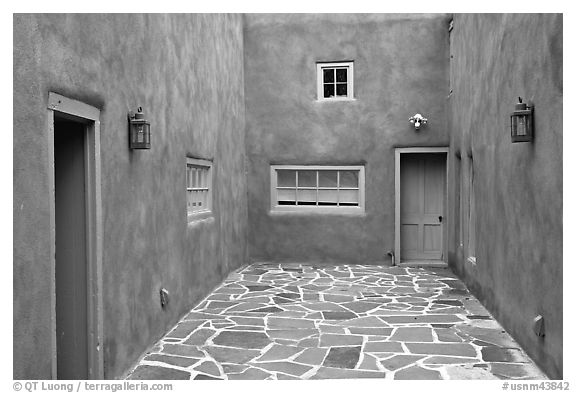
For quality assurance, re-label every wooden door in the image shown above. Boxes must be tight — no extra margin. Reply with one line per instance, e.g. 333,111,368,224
400,153,445,262
54,118,88,379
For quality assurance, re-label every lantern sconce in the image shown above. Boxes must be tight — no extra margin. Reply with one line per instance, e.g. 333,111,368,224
128,106,151,149
409,113,428,131
510,97,534,143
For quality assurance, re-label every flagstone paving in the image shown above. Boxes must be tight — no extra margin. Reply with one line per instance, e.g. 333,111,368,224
125,263,547,380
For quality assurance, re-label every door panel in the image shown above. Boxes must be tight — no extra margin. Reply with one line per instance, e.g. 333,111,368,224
55,119,88,379
400,154,445,262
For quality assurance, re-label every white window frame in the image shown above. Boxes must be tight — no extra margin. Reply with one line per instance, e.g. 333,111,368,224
187,157,213,222
316,61,355,101
270,165,365,214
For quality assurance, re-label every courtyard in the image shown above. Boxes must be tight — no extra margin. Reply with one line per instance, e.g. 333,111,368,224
126,263,546,380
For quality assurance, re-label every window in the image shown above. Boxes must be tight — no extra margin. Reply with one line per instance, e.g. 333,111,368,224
186,157,212,221
316,61,354,101
270,165,365,214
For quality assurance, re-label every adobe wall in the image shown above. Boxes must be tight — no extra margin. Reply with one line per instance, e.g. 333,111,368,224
243,14,451,264
13,14,248,379
447,13,563,378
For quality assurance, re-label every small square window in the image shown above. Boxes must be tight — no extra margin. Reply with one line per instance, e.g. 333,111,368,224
317,61,354,101
186,157,213,222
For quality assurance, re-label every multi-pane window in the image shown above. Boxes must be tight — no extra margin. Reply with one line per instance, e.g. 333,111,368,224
316,62,354,101
271,165,365,213
186,158,212,220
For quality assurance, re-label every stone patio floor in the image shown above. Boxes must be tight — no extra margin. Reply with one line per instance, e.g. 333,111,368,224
126,263,547,380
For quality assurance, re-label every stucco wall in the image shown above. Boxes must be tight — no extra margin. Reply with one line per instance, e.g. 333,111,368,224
244,14,450,264
447,14,562,378
13,14,248,379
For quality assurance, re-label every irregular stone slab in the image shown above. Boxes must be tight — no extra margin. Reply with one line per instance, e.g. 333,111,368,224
206,301,238,309
380,314,464,324
311,367,386,379
247,306,284,313
194,374,222,380
357,353,381,371
347,327,393,336
229,316,265,326
318,324,347,334
489,363,547,379
433,299,463,306
294,347,328,365
252,361,313,377
161,344,205,358
406,343,477,357
255,344,303,362
128,365,190,380
227,367,271,380
444,364,500,380
341,301,382,313
380,355,424,371
338,316,389,327
364,341,404,353
203,346,261,364
322,311,357,320
193,361,221,377
319,333,363,347
267,329,318,340
481,347,528,363
144,354,200,368
212,331,271,349
423,356,478,365
298,337,320,347
435,328,464,343
390,327,434,342
226,325,264,332
277,292,300,299
467,315,492,320
323,346,361,369
267,317,315,329
166,320,205,339
277,373,300,380
183,328,216,346
225,302,269,312
302,301,349,312
395,365,442,380
221,363,249,374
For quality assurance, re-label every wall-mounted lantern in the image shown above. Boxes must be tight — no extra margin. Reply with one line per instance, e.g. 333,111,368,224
510,97,533,143
128,107,151,149
409,113,428,130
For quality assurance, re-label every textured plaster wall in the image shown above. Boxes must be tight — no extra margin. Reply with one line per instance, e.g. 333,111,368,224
447,14,562,378
244,14,450,264
13,14,248,379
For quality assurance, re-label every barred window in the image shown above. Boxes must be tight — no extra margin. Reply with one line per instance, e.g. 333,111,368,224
187,158,212,221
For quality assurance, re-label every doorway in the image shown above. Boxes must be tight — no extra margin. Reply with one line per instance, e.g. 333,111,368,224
394,148,448,265
48,93,103,379
54,118,88,379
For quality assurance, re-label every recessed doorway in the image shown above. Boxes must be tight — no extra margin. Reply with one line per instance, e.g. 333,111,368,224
48,93,103,379
394,147,448,266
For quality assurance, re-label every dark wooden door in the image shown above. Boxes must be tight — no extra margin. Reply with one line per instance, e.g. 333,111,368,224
55,119,88,379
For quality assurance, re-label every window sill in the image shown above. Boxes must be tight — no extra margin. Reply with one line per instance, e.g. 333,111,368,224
187,211,214,226
316,97,356,103
270,206,365,216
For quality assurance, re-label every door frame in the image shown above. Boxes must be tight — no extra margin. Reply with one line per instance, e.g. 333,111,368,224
47,92,104,379
394,147,449,265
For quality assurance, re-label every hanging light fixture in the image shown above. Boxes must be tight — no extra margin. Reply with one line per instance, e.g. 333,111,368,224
128,106,151,149
510,97,534,143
